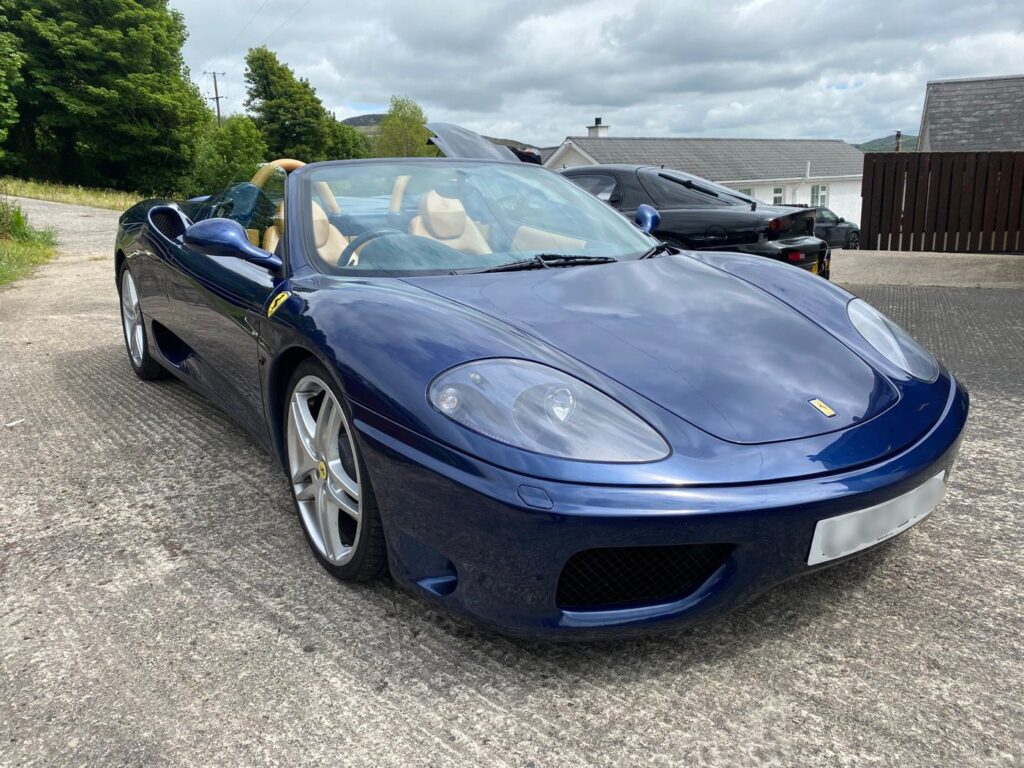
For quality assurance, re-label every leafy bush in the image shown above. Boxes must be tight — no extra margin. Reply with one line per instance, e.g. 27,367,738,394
0,191,57,284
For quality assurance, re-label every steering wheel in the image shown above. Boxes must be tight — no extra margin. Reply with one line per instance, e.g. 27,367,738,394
250,158,341,215
339,228,406,267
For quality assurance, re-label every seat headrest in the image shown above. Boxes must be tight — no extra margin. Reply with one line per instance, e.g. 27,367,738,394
311,201,331,247
419,190,467,240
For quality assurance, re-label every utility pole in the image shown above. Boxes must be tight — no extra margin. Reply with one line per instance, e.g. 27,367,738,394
204,71,225,126
894,130,902,153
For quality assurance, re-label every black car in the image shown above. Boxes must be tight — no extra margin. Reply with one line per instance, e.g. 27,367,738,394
563,165,830,278
814,206,860,249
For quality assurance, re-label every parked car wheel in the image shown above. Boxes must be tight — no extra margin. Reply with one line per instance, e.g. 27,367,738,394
118,266,166,380
285,359,388,581
846,232,860,250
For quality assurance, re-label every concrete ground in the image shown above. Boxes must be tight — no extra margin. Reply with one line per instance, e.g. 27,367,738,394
1,197,1022,767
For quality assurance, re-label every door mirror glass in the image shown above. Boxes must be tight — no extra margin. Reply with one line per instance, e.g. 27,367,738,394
183,218,282,271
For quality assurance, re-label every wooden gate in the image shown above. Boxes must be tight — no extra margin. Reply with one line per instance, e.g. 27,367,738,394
860,151,1024,253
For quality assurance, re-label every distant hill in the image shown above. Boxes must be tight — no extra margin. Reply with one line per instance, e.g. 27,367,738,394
856,134,919,152
341,113,386,129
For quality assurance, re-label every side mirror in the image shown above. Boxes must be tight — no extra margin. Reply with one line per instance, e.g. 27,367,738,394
635,203,660,234
837,217,845,223
183,218,282,271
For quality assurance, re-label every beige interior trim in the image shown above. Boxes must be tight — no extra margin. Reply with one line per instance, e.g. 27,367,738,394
389,175,411,213
511,225,586,253
250,158,341,215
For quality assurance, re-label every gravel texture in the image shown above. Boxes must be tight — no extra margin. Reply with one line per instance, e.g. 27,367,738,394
1,197,1022,766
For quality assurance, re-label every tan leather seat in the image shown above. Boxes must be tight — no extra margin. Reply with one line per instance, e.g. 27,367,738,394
409,191,491,255
262,203,284,253
310,201,350,265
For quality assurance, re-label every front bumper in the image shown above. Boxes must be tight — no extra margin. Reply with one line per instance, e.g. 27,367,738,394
353,377,967,640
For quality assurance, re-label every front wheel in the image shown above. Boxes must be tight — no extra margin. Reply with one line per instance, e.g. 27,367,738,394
284,359,387,581
846,232,860,250
119,266,165,380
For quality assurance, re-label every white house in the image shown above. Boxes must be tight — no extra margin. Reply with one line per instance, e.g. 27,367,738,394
544,119,866,222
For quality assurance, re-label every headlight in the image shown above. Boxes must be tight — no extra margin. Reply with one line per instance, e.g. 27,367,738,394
847,299,938,381
428,359,670,462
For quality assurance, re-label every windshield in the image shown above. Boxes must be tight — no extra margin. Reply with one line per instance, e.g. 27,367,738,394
299,160,654,276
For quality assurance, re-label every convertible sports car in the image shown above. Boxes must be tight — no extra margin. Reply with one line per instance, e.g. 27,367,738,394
562,164,832,278
115,128,967,639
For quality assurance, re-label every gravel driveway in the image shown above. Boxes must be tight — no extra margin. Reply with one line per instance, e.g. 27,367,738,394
1,197,1022,766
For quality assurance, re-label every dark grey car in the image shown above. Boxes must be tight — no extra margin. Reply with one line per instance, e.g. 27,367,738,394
814,207,860,249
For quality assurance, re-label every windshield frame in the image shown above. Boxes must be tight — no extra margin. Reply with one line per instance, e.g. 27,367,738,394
288,158,657,278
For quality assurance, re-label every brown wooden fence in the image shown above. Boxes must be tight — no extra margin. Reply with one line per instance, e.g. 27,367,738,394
860,151,1024,253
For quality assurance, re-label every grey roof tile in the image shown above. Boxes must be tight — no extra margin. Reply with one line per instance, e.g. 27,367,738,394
556,137,865,180
919,75,1024,151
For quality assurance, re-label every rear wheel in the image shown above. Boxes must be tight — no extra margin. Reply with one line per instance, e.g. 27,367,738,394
284,359,387,581
118,266,165,380
846,231,860,250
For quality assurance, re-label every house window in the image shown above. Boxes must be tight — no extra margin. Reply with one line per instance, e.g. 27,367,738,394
736,188,753,197
772,187,784,205
811,184,828,207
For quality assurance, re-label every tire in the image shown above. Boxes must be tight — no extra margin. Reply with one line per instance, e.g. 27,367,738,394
846,231,860,250
118,265,166,380
284,358,387,581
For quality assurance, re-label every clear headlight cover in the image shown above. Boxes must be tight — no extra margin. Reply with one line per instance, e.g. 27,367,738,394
428,359,670,462
847,299,939,381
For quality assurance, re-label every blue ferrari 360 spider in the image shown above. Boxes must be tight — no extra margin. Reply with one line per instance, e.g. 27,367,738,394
115,125,968,638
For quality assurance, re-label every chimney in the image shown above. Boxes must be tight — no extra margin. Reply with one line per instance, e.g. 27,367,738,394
587,116,609,138
895,130,902,152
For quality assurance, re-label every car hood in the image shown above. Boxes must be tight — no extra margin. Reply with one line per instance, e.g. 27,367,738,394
405,255,899,444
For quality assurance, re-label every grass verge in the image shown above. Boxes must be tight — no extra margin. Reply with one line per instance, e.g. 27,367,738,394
0,176,140,212
0,194,58,286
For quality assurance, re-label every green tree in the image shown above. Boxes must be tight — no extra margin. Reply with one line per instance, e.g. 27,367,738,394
2,0,207,193
373,96,432,158
0,3,23,159
244,46,331,161
188,114,268,195
325,118,370,160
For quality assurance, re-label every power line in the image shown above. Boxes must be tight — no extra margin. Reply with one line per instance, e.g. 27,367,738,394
226,0,315,78
217,0,272,66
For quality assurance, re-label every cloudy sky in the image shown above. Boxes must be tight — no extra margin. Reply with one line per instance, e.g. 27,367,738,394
172,0,1024,147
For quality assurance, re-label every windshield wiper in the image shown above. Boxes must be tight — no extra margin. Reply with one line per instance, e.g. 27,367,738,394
659,172,720,199
473,253,618,273
639,242,674,259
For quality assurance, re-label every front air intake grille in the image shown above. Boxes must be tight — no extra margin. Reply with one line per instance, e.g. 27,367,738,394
556,543,733,610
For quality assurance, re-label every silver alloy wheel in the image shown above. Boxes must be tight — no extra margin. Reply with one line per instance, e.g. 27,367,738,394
120,269,145,367
848,232,860,250
287,375,362,565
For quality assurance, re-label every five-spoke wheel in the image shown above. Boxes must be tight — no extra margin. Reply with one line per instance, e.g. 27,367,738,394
119,266,165,380
285,360,386,579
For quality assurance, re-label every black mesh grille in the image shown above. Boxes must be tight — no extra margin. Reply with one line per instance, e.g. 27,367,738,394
556,543,733,610
149,208,187,240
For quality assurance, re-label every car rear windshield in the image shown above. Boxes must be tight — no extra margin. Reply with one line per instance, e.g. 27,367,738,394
298,160,654,276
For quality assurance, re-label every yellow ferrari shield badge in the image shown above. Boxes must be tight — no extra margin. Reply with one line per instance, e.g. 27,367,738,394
317,460,328,481
267,291,291,317
809,398,837,417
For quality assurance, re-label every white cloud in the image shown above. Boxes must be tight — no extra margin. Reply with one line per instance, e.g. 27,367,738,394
174,0,1024,146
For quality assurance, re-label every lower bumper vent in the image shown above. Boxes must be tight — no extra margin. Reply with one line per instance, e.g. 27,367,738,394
556,543,733,610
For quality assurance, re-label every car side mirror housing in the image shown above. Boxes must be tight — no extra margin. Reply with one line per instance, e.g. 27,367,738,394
184,218,282,271
635,204,660,234
838,217,845,223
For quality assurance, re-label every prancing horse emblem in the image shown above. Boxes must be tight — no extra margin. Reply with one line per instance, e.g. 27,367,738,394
809,398,837,417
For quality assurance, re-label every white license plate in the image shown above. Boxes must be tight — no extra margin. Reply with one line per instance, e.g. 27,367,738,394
807,471,947,565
